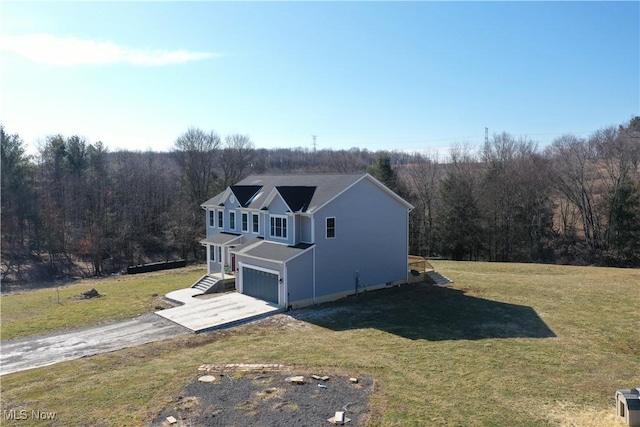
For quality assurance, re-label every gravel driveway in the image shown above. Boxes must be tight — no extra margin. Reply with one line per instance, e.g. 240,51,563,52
0,314,188,376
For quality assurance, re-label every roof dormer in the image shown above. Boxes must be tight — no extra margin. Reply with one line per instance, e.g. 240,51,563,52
260,186,317,214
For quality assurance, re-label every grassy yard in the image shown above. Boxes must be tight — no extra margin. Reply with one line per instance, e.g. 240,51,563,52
0,265,206,340
1,261,638,426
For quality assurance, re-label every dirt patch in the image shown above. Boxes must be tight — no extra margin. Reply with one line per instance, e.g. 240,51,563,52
153,366,374,426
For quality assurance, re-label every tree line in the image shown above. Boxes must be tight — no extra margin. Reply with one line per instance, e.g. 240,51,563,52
400,118,640,266
2,118,639,289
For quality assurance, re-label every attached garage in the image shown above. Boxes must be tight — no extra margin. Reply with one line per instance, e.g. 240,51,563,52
241,267,279,305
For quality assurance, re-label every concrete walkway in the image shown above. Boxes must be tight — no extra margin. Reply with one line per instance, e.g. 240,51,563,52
156,292,282,333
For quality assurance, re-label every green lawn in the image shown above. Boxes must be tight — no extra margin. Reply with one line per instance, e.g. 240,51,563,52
0,265,206,340
1,261,638,426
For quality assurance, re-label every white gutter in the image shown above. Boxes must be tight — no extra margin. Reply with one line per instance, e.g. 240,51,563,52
283,263,288,309
312,246,316,305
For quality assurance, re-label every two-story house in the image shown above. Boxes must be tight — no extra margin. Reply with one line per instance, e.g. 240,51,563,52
199,173,413,309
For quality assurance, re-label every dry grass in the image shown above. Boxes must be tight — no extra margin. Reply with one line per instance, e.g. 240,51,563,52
0,265,205,341
1,261,638,426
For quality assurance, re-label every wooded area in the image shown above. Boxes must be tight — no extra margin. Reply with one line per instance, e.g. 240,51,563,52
2,118,639,289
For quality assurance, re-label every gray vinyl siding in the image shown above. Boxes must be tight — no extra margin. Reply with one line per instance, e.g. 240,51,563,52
223,198,241,234
295,217,302,245
300,215,313,243
266,195,289,214
285,249,314,304
206,209,215,237
313,178,408,298
235,256,282,277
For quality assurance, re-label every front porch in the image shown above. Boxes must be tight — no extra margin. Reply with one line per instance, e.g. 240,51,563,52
200,232,244,277
191,272,236,295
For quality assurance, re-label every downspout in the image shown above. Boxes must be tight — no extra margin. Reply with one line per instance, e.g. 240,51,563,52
292,214,296,244
220,246,225,280
406,210,410,283
312,246,316,305
283,263,288,309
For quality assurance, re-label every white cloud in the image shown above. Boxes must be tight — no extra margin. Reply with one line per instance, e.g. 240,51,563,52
0,33,219,66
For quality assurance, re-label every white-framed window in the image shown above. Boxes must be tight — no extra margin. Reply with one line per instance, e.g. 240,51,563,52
326,217,336,239
241,212,249,232
229,211,236,230
210,246,216,261
209,210,215,227
217,211,224,229
270,215,288,239
252,213,259,234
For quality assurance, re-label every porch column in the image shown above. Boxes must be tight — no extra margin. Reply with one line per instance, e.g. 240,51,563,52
220,246,225,279
206,245,211,275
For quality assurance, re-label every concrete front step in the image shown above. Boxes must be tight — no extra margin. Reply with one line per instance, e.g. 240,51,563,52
191,275,220,294
191,275,236,294
426,271,453,286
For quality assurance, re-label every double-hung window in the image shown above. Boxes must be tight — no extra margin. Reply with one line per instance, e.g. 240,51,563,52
241,213,249,232
270,215,288,239
229,211,236,230
326,217,336,238
210,246,217,261
209,210,215,227
252,214,259,234
217,211,224,229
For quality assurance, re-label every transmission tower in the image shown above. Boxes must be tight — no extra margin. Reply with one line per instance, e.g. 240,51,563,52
485,127,489,145
312,135,317,153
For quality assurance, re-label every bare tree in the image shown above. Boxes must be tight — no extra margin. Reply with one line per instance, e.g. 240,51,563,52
591,122,640,244
547,134,602,254
438,144,485,260
173,128,221,204
480,133,553,262
85,142,110,275
403,152,441,256
220,133,255,187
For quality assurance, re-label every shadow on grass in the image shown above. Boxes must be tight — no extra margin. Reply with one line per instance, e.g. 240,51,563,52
293,283,556,341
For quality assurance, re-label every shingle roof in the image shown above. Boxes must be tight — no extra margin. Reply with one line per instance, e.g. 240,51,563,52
230,185,262,208
199,232,242,246
202,174,366,213
275,186,317,212
232,240,314,263
201,173,413,212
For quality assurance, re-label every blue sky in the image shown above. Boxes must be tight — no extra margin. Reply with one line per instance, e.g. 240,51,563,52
1,1,638,155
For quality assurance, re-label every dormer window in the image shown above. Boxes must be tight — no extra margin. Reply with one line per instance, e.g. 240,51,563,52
270,215,288,239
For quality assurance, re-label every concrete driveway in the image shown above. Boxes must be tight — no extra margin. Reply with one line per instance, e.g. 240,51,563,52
156,291,282,333
1,291,282,376
0,314,187,376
